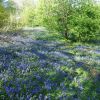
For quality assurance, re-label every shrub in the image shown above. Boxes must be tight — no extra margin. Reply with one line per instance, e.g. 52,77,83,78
0,4,9,28
69,5,100,42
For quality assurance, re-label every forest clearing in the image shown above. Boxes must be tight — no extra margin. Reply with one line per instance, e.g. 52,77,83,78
0,0,100,99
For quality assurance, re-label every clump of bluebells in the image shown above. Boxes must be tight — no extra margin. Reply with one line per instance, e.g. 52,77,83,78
0,64,99,99
0,42,100,99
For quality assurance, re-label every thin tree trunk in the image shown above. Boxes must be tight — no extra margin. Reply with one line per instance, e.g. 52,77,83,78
64,31,68,39
63,23,68,39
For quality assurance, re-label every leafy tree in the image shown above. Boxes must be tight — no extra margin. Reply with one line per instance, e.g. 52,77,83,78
0,1,9,28
38,0,78,38
18,0,36,27
69,1,100,42
38,0,100,42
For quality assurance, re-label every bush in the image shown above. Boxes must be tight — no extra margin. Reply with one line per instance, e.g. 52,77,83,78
0,4,9,28
69,5,100,42
38,0,100,42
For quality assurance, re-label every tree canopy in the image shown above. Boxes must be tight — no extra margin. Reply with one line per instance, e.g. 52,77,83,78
0,0,100,42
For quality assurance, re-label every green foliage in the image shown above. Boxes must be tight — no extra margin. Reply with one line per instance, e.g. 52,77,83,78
38,0,70,35
38,0,100,42
0,4,9,28
19,0,36,27
69,5,100,42
0,0,20,31
0,0,100,42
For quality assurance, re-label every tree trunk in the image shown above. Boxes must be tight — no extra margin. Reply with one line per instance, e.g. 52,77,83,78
63,27,68,39
64,31,68,39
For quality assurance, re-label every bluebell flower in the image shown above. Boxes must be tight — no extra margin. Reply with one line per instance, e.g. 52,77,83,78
61,71,68,77
32,87,41,94
2,63,10,68
38,94,44,100
67,75,73,81
4,87,11,97
60,82,67,91
51,82,58,87
5,86,15,93
59,95,68,100
46,93,51,100
96,88,100,93
26,95,31,100
16,62,29,70
79,85,83,91
76,62,84,67
34,74,43,82
44,80,51,90
95,50,100,54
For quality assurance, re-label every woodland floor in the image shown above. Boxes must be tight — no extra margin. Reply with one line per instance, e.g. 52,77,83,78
0,27,100,99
